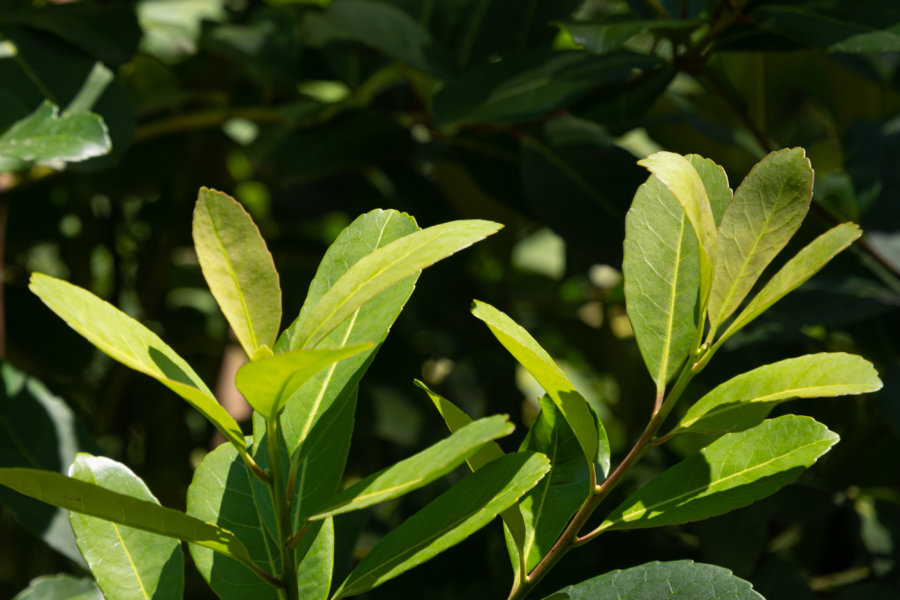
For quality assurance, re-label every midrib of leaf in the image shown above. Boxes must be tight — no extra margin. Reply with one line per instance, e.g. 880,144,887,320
205,206,258,351
608,437,830,525
657,214,687,389
112,523,151,600
243,463,279,575
713,177,791,326
683,383,868,428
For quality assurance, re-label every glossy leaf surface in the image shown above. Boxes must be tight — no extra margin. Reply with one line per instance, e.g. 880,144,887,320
0,467,253,565
519,397,591,572
68,454,183,600
235,344,370,419
623,174,700,390
720,223,861,342
333,452,550,598
312,415,513,519
12,574,103,600
471,300,600,465
28,274,246,454
708,148,813,329
0,100,110,167
290,219,502,351
297,518,334,600
193,188,281,358
670,353,882,436
276,209,418,455
602,416,838,530
543,559,764,599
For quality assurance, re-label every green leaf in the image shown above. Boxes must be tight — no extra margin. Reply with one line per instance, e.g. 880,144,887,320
519,397,592,572
0,101,110,167
297,518,334,600
719,223,861,343
0,361,96,566
235,344,371,419
68,454,183,600
543,559,764,599
186,441,279,600
752,3,900,53
65,62,114,115
193,188,282,358
12,574,103,600
623,174,700,391
275,209,419,456
638,151,718,308
311,415,515,519
708,148,814,330
669,353,882,437
28,273,248,460
0,466,255,567
559,19,700,54
333,452,550,598
414,380,528,575
600,416,838,531
471,300,600,465
687,154,732,225
433,50,663,126
291,219,502,350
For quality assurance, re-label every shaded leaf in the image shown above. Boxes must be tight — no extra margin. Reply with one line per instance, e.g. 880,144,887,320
193,188,282,358
708,148,813,330
0,361,96,566
28,274,248,459
64,62,114,115
600,416,838,531
623,174,700,391
719,223,861,343
0,101,110,168
186,442,279,600
0,467,254,566
333,452,550,598
752,3,900,53
543,559,763,599
290,219,502,350
519,397,591,572
68,454,183,600
471,300,601,466
311,415,514,518
236,344,371,419
433,50,662,126
559,19,700,54
275,209,419,456
12,574,102,600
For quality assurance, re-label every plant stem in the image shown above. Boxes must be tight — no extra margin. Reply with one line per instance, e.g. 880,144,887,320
267,417,299,600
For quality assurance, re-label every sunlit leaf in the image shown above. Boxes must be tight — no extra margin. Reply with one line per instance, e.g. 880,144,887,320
600,416,838,531
297,518,334,600
12,574,102,600
193,188,282,358
68,454,183,600
0,101,110,168
333,452,550,598
311,415,514,519
543,559,764,599
708,148,813,330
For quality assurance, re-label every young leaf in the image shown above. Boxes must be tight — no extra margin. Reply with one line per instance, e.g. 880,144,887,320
28,274,248,459
599,415,838,531
0,467,255,567
186,442,280,600
68,454,183,600
0,100,110,166
623,175,700,392
519,397,592,573
543,559,764,599
193,188,282,358
292,219,502,350
332,452,551,599
310,415,515,519
708,148,813,330
12,574,103,600
297,518,334,600
638,151,718,305
276,210,419,456
686,154,732,225
235,344,371,419
718,223,861,343
471,300,601,466
668,353,882,437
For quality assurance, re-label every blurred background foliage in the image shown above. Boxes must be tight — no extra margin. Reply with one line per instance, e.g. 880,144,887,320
0,0,899,598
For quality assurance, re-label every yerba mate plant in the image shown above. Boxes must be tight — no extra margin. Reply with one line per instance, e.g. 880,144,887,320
1,148,882,600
